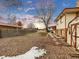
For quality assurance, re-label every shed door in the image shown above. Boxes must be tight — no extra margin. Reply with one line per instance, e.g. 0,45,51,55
71,24,76,48
71,23,79,49
76,24,79,50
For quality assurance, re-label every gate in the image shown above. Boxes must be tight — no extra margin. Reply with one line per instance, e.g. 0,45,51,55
71,23,79,50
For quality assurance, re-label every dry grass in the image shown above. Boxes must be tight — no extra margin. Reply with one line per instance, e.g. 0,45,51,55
0,32,78,59
38,32,48,36
0,32,48,56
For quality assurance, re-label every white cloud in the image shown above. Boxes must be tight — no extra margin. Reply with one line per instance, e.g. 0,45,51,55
24,7,35,13
27,1,32,4
16,7,35,13
17,8,23,11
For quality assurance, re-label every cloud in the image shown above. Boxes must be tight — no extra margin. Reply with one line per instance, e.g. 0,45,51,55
17,8,23,11
24,7,35,13
27,1,32,4
0,2,7,10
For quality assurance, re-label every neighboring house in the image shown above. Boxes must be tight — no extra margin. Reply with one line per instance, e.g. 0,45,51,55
0,22,22,38
55,7,79,50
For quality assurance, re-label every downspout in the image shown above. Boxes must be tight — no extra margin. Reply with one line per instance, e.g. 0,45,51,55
65,14,67,42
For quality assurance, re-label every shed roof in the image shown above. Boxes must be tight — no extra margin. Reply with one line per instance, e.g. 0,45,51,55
0,22,22,28
55,7,79,22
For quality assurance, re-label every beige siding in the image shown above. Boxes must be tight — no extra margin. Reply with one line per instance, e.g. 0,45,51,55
66,13,76,45
77,25,79,50
67,28,71,45
66,13,76,28
55,8,79,50
57,16,65,29
56,19,60,29
71,17,79,24
57,13,76,29
56,13,76,38
56,13,76,29
62,29,66,38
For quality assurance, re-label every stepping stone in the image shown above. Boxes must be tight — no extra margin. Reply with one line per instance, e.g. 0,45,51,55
52,39,57,41
69,54,79,58
55,42,61,45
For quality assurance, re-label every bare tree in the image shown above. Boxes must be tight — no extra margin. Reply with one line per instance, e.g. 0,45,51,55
8,14,16,24
16,21,23,26
11,15,16,24
35,0,54,32
28,23,35,29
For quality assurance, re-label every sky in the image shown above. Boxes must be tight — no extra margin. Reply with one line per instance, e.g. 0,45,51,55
0,0,77,22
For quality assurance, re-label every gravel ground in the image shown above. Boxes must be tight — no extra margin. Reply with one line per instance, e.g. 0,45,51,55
0,32,79,59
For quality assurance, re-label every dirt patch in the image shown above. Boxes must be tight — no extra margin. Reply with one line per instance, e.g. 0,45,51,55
0,32,78,59
0,32,49,56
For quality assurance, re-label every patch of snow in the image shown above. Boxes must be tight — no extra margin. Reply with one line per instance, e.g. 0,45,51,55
0,46,46,59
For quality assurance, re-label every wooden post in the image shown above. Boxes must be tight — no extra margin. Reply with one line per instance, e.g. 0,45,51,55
71,25,72,46
74,25,77,48
65,15,67,42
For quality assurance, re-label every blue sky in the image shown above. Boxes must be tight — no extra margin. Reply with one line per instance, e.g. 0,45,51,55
53,0,76,19
0,0,77,21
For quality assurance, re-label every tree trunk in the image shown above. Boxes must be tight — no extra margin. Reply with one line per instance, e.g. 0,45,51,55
45,24,49,32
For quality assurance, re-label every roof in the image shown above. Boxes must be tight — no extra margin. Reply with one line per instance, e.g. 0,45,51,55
0,22,22,28
55,7,79,22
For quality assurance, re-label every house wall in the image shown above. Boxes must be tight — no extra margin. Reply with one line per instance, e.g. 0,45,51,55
66,14,79,50
62,29,66,38
56,15,65,37
66,13,76,28
70,17,79,24
56,13,77,43
57,16,65,29
56,13,76,29
66,13,76,45
76,24,79,50
55,8,79,50
68,17,79,50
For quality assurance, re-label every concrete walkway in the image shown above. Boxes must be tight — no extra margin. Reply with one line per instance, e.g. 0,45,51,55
47,33,79,59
